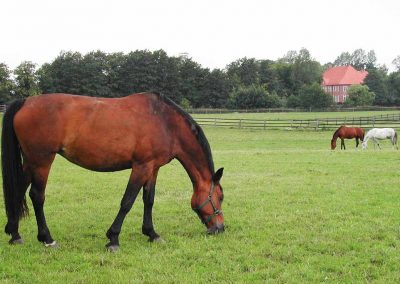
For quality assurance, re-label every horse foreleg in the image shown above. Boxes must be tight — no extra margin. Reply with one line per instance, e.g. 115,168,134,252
106,166,150,251
373,138,381,149
142,169,162,242
341,139,345,150
29,160,57,247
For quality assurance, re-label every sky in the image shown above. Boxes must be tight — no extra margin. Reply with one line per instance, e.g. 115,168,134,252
1,0,400,71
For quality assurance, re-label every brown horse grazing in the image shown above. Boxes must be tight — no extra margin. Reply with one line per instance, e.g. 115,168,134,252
2,92,225,251
331,125,365,150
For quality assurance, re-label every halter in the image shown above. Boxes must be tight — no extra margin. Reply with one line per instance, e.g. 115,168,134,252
192,181,223,225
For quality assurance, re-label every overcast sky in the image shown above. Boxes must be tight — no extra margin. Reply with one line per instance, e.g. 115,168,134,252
1,0,399,71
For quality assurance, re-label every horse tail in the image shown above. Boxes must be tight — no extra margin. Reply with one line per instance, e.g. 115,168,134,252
1,99,29,228
394,131,398,146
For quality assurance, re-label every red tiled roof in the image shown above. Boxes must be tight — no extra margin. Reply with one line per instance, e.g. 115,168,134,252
322,65,368,86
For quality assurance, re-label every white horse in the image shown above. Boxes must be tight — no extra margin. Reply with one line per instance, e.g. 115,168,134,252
362,128,398,150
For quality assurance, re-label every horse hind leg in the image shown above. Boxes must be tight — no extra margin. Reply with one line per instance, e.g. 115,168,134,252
29,157,57,247
142,169,162,242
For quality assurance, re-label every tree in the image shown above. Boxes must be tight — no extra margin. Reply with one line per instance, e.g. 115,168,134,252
344,85,375,106
80,51,112,97
38,51,84,94
364,68,388,105
333,52,352,66
392,55,400,71
0,63,16,103
298,83,332,109
277,48,322,97
14,61,40,98
226,57,259,86
333,49,377,70
177,57,208,107
387,72,400,105
229,84,280,109
200,69,232,108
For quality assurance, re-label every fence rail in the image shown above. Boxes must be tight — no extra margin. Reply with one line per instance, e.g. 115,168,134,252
195,113,400,130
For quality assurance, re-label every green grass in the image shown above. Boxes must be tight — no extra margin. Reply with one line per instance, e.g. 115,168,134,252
191,110,400,120
1,126,400,282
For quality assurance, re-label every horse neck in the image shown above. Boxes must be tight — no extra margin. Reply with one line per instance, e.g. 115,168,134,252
174,124,214,189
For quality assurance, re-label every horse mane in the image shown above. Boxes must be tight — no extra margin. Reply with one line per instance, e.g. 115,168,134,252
147,92,215,173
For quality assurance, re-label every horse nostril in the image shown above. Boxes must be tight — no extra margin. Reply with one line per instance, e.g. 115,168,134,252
207,223,225,234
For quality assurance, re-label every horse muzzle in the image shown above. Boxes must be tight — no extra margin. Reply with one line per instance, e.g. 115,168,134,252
207,223,225,234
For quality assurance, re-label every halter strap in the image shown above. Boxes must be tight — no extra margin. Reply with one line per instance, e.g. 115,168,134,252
193,181,223,225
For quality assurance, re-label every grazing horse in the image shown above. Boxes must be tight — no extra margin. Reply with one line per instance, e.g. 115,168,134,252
362,128,398,150
2,92,225,251
331,125,365,150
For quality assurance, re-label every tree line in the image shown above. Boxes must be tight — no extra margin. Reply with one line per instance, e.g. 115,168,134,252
1,48,400,109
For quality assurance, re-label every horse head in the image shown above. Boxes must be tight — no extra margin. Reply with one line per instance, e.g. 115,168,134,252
361,141,367,150
330,139,337,150
192,168,225,234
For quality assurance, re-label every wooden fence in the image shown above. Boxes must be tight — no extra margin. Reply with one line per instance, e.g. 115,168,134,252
195,113,400,131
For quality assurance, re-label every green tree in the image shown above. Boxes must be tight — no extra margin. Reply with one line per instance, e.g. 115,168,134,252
80,51,112,97
344,85,375,106
333,52,352,66
14,61,40,98
226,57,259,86
229,84,279,109
38,51,84,94
364,68,389,105
387,72,400,105
277,48,322,97
333,49,377,70
392,55,400,71
298,83,332,109
200,69,232,108
0,63,15,103
286,94,301,108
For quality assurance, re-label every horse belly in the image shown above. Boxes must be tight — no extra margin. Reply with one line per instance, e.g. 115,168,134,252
59,134,134,172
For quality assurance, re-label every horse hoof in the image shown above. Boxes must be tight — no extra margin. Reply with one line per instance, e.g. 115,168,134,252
106,244,119,253
44,241,58,249
150,237,165,243
9,238,24,245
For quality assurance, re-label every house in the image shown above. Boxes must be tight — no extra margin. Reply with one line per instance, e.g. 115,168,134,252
322,65,368,103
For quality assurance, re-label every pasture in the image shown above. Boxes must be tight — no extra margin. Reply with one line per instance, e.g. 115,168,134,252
1,118,400,282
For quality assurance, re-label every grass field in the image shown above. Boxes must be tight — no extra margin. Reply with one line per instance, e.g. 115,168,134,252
1,118,400,282
191,110,400,120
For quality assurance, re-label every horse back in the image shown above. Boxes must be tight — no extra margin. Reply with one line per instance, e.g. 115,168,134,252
13,93,176,171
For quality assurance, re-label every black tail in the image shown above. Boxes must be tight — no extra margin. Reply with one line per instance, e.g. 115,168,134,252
2,99,28,231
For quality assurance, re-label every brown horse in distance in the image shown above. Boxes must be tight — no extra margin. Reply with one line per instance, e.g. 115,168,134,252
2,92,225,251
331,125,365,150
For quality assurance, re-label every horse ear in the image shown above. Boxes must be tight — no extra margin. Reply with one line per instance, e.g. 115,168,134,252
212,168,224,183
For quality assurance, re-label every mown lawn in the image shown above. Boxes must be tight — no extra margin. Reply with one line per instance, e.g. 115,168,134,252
191,110,399,120
0,125,400,283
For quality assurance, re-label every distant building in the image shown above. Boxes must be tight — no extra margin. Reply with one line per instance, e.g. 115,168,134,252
322,66,368,103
